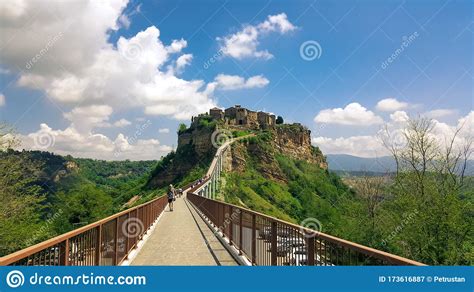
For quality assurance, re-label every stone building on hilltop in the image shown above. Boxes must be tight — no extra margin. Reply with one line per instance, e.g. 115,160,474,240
209,105,275,130
209,107,224,120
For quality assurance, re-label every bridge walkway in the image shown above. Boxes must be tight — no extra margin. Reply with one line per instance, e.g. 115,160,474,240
130,193,238,266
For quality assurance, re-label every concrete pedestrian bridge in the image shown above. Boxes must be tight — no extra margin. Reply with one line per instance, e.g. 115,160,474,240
0,136,424,267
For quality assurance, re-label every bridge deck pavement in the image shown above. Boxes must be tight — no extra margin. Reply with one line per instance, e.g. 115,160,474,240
131,194,238,266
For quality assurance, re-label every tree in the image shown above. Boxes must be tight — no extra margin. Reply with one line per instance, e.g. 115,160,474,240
381,117,473,264
0,123,46,256
0,123,19,150
53,183,113,234
276,116,284,124
352,174,387,242
178,123,187,134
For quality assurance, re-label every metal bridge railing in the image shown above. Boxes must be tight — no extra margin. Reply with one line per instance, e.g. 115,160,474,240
0,194,169,266
187,192,425,266
187,135,425,266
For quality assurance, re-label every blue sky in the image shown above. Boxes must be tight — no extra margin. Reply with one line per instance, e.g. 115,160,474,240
0,0,472,159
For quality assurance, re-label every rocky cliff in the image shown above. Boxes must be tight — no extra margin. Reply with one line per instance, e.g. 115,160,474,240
223,123,327,183
147,113,328,188
147,117,217,188
274,124,327,169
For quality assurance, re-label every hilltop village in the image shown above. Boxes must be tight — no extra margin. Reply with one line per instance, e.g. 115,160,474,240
192,105,277,130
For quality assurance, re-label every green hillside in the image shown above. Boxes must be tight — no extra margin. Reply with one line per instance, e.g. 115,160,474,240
0,150,157,256
220,131,473,265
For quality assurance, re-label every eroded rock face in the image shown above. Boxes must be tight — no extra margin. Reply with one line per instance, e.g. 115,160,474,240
177,128,214,158
149,114,328,189
148,126,217,188
274,124,328,169
223,123,328,183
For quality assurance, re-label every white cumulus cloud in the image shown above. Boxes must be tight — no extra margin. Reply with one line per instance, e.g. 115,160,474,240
424,109,457,119
376,98,409,112
113,118,132,127
210,74,269,91
1,0,217,121
217,13,296,60
312,136,388,157
21,124,171,160
314,103,384,126
312,111,474,158
390,110,409,123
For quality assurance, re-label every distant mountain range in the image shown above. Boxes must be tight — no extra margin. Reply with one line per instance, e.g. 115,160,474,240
326,154,474,176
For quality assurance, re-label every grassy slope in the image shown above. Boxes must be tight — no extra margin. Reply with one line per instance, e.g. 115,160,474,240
222,133,355,235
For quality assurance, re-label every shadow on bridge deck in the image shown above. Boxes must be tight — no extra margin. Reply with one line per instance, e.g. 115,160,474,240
129,194,238,266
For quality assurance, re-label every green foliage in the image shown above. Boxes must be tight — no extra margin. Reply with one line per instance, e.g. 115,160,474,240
53,182,114,233
222,125,471,265
232,130,251,138
223,171,296,222
178,123,188,134
375,172,474,265
222,146,354,232
275,154,354,232
0,150,158,256
0,154,46,256
73,158,156,189
197,115,217,130
276,116,284,124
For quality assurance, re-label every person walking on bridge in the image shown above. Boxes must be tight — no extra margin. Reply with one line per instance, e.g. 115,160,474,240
167,184,175,211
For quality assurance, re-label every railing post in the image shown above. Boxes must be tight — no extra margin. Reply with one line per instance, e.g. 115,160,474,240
113,217,118,265
125,212,130,260
271,221,277,265
228,206,233,245
252,214,256,264
221,204,226,238
60,239,69,266
95,225,102,265
307,236,315,266
239,210,243,254
209,177,215,198
209,178,212,199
